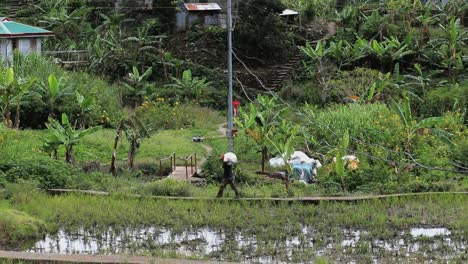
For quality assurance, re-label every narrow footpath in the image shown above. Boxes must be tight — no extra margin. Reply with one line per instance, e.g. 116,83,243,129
168,122,226,181
0,250,230,264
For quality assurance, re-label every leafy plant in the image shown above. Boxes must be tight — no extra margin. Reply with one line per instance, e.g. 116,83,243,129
169,70,212,104
44,113,101,163
236,95,286,173
123,66,153,107
395,95,454,154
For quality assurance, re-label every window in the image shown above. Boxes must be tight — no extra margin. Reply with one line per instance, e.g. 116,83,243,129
31,39,37,52
11,39,19,50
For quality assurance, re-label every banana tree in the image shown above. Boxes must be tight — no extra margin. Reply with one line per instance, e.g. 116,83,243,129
301,41,335,106
416,5,441,43
170,70,212,104
38,74,72,118
369,37,413,72
0,68,15,128
109,113,151,173
435,17,467,82
124,115,151,171
266,121,300,191
123,66,153,107
44,113,101,163
11,77,37,129
75,91,95,128
236,95,285,173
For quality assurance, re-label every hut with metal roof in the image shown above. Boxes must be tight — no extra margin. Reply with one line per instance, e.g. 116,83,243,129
176,3,222,32
0,17,54,60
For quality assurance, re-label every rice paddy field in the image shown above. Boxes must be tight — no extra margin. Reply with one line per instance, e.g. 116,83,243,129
1,191,467,263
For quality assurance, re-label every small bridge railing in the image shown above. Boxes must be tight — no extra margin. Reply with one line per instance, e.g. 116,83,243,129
184,152,197,180
159,152,176,177
43,50,90,69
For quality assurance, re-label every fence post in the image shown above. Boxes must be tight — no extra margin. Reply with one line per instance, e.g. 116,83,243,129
159,159,162,177
194,153,197,172
190,156,193,175
185,159,188,180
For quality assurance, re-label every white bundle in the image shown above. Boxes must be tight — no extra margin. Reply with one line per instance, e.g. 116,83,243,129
269,157,286,168
288,151,316,164
223,152,238,163
342,155,358,162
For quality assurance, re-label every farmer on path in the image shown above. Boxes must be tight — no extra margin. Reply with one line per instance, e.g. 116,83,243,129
217,152,240,198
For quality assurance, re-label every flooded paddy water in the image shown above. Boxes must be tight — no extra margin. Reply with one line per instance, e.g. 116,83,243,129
22,226,466,263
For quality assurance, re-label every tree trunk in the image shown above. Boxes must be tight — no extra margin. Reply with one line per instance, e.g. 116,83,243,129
65,145,74,164
110,125,123,175
53,148,58,160
14,103,20,129
128,140,137,171
4,104,12,128
261,146,267,173
336,0,346,11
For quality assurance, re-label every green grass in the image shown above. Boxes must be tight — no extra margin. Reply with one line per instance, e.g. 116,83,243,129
6,190,468,262
75,128,211,165
0,199,46,245
11,192,468,237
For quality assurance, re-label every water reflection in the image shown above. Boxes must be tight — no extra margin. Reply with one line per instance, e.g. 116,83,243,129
26,226,464,263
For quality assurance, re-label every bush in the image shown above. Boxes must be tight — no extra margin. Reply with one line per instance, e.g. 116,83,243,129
136,101,223,130
0,157,77,189
142,179,192,197
309,103,404,148
419,83,468,120
0,208,47,245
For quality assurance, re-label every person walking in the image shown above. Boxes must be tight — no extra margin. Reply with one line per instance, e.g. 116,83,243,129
233,98,240,117
217,153,240,198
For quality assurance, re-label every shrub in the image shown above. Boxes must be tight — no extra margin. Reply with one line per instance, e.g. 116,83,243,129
419,83,468,120
136,100,193,130
0,157,76,189
142,179,192,197
0,209,47,245
308,103,404,148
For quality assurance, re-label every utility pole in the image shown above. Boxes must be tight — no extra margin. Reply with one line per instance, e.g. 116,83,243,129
227,0,234,152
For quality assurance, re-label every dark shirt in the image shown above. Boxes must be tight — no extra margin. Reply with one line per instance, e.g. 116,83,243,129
223,162,233,180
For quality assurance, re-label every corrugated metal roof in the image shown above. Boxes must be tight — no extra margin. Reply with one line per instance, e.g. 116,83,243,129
184,3,221,11
0,17,54,38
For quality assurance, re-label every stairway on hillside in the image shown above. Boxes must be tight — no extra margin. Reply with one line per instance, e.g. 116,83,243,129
266,49,303,91
7,0,37,18
265,22,337,91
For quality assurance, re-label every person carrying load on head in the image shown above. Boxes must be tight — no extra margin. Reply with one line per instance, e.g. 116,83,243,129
217,152,240,198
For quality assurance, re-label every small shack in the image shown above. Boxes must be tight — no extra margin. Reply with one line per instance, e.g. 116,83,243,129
0,17,54,60
176,3,222,32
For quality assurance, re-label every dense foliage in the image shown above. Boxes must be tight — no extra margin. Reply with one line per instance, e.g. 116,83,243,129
0,0,466,196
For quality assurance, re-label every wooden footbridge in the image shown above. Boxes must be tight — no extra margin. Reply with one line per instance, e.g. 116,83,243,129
158,152,206,184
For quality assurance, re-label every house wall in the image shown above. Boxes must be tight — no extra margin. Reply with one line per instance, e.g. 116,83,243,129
0,37,43,61
0,39,13,60
176,11,187,32
18,38,31,54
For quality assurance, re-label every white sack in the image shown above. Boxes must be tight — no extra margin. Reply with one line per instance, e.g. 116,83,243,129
223,152,238,163
269,157,286,168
